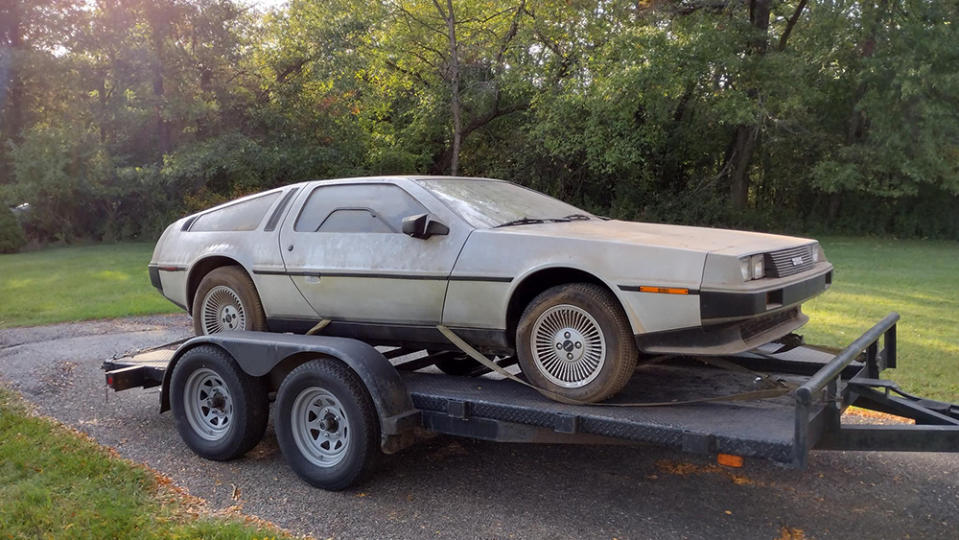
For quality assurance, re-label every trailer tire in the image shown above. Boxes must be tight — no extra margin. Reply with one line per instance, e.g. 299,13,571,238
275,358,380,491
170,345,269,461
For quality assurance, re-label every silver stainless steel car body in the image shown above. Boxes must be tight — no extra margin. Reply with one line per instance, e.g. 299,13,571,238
149,176,833,356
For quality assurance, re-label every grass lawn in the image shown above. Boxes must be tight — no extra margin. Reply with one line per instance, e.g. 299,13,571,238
0,243,179,328
0,388,283,539
803,237,959,402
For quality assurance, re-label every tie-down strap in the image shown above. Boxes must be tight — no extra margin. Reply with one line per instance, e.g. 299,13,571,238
436,325,793,407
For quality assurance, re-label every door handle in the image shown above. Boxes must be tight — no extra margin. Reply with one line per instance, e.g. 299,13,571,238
287,244,294,251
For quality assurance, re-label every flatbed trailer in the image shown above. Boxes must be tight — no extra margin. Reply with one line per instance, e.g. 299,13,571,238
103,312,958,490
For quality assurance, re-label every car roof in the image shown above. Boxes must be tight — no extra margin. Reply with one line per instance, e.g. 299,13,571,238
308,175,507,185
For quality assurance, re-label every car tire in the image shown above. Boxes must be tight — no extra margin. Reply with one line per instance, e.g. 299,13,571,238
192,266,266,335
170,345,269,461
275,359,380,491
516,283,638,403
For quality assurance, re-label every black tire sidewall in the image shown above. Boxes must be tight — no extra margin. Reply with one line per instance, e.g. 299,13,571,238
516,284,635,402
170,347,267,461
192,266,266,335
275,359,379,491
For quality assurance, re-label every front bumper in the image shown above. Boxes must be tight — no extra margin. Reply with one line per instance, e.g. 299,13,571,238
636,307,808,355
635,264,832,355
700,265,832,322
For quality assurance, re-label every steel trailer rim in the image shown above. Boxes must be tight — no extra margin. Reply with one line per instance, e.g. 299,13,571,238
530,304,607,388
291,387,351,468
201,285,247,334
183,368,234,441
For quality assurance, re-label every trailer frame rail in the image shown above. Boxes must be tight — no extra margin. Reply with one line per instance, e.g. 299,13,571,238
800,312,959,465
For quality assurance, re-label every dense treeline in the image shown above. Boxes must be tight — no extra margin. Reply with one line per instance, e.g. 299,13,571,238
0,0,957,247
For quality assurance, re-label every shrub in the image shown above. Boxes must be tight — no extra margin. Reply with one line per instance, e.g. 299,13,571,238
0,207,27,253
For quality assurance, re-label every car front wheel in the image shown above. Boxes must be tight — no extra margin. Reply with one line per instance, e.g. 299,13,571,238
192,266,266,335
516,283,638,403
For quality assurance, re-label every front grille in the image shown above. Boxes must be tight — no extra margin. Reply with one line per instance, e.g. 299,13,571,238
765,244,815,278
741,307,799,341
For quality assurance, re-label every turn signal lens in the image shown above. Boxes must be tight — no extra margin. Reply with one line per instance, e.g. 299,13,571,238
740,259,751,281
638,286,689,295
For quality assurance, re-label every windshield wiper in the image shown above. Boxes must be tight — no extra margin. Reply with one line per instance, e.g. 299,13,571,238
494,217,548,228
495,214,593,228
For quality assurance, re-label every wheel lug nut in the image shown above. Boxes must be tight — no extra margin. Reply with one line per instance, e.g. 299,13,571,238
564,332,571,338
567,353,573,360
555,343,562,350
575,342,582,349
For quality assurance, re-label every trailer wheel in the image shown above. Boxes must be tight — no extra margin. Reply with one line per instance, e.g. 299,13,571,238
170,345,269,461
275,359,380,491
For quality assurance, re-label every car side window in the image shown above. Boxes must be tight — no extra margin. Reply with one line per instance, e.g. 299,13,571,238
190,191,281,232
318,209,394,233
294,184,428,233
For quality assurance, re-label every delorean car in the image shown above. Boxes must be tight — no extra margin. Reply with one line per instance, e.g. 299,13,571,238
149,176,832,402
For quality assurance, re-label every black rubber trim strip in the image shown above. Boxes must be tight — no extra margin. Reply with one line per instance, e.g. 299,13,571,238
148,264,186,272
252,268,300,276
256,269,322,277
181,216,198,231
448,275,512,283
252,269,513,282
264,187,299,232
619,285,700,294
700,271,831,320
315,271,448,280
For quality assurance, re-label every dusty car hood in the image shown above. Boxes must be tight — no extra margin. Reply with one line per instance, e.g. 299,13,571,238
488,220,814,255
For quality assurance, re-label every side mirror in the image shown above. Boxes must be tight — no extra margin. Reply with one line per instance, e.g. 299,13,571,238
401,213,449,239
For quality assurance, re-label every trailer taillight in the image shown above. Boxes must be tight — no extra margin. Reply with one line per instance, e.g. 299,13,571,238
717,453,744,468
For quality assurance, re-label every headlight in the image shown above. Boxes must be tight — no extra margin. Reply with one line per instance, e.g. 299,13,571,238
739,254,766,281
750,254,765,279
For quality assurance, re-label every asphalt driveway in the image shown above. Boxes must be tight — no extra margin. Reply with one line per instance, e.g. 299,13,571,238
0,315,956,539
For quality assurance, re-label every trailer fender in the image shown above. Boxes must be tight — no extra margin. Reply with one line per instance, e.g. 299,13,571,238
159,332,419,453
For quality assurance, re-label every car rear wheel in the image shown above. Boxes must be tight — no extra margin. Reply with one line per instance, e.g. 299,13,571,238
516,283,638,403
192,266,266,336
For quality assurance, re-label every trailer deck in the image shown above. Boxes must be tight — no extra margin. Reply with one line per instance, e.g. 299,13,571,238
404,365,808,464
103,312,959,478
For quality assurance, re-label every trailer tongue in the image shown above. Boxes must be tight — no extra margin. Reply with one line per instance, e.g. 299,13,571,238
103,312,959,489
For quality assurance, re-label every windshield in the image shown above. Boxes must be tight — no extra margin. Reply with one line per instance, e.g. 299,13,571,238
415,178,591,228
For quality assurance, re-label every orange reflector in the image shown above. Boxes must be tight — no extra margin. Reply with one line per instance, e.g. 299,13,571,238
638,286,689,295
717,454,744,468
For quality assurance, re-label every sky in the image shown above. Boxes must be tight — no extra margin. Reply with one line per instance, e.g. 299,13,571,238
240,0,289,11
